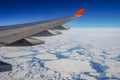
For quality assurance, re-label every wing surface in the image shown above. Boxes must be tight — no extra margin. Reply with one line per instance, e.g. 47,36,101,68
0,8,84,46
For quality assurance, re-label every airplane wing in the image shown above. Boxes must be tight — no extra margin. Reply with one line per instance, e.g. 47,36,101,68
0,8,84,47
0,8,84,72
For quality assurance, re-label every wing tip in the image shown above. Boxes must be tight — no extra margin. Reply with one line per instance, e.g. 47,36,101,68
74,8,85,17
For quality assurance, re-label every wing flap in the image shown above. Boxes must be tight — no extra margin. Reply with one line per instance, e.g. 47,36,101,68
52,25,70,30
6,38,45,46
33,29,62,37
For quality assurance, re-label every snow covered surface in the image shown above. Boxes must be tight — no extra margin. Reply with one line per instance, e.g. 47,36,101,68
45,59,95,77
0,28,120,80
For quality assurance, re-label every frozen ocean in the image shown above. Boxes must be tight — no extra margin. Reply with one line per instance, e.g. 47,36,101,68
0,28,120,80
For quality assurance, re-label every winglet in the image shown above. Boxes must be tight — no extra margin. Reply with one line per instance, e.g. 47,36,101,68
74,8,85,17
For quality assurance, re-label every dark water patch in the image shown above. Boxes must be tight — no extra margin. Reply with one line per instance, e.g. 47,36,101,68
95,76,120,80
39,46,46,49
25,70,32,78
76,51,84,55
101,50,108,55
116,55,120,61
99,55,107,59
90,61,109,78
40,74,46,78
1,56,12,60
117,55,120,59
32,50,39,53
71,73,82,80
40,62,44,68
84,72,90,75
67,45,84,52
83,72,120,80
16,64,24,70
55,53,69,59
27,57,50,68
27,57,40,64
114,55,120,61
90,61,108,73
111,55,120,61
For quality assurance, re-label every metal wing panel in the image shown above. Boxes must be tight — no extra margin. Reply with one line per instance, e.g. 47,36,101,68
0,16,74,45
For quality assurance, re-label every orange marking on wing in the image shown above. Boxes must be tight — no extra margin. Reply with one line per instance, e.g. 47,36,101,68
74,8,85,17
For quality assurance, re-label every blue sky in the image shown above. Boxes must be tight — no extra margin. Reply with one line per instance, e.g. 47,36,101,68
0,0,120,27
